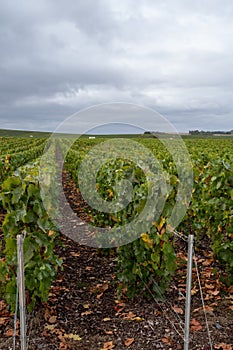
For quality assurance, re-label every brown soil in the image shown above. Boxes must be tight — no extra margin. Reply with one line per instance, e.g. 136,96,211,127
0,171,232,350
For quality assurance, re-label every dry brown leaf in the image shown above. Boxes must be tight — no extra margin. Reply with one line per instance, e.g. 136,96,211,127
97,292,104,299
202,259,214,266
70,252,80,257
205,283,215,290
85,266,93,271
64,333,82,341
121,311,144,321
0,300,8,316
5,328,18,337
193,305,214,313
59,342,68,350
191,287,198,295
172,306,184,314
49,315,57,324
124,338,135,346
215,343,233,350
162,337,173,345
0,317,9,325
153,309,160,316
190,319,202,331
90,283,109,294
81,310,93,316
122,311,136,319
100,340,115,349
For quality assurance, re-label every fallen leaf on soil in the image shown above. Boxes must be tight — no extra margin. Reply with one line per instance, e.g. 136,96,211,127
154,309,160,316
114,301,126,313
105,330,114,335
85,266,93,271
59,342,68,350
193,305,214,313
121,311,143,321
191,287,198,295
215,343,233,350
0,300,9,316
211,289,220,296
81,310,93,316
205,283,215,290
45,324,56,330
49,315,57,323
64,333,82,341
162,337,173,345
124,338,134,346
70,252,80,257
90,283,109,294
202,259,214,266
5,328,18,337
0,317,9,325
172,306,184,314
103,317,111,322
97,292,104,299
100,340,115,349
190,319,202,331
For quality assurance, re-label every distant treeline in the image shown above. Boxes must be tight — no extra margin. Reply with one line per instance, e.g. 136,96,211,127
189,130,233,135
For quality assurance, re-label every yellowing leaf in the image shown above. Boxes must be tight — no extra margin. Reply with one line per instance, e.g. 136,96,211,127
121,312,144,321
45,324,56,330
64,333,82,341
141,233,153,248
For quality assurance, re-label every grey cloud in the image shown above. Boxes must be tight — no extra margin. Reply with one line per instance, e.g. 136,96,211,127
0,0,233,132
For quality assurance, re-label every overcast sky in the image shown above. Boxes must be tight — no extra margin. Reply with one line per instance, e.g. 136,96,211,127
0,0,233,133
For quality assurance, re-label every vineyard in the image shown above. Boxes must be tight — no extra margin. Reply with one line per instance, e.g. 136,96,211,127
0,133,232,349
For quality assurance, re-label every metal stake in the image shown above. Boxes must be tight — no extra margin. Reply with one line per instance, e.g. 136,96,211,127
17,233,27,350
184,234,194,350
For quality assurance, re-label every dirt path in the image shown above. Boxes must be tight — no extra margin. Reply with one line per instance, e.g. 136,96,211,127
0,171,232,349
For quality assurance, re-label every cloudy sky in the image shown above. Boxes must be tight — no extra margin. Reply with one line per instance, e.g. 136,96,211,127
1,0,233,133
